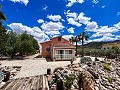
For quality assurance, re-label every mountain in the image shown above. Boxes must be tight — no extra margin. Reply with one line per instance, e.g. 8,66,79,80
78,40,120,49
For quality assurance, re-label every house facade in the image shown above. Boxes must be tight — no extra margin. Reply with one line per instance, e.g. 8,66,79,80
40,36,75,61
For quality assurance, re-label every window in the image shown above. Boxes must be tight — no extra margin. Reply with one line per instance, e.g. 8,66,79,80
58,36,61,41
46,47,50,52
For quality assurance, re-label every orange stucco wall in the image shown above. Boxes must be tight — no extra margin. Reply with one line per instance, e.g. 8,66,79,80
41,41,51,58
40,36,75,58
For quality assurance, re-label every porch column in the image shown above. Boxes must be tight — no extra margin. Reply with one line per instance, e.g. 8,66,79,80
53,48,55,61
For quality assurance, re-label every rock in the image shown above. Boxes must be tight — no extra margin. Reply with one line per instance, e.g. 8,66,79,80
87,69,99,79
81,71,95,90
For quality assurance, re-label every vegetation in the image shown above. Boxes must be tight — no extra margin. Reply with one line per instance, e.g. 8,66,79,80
69,36,80,56
77,32,89,57
6,31,39,59
107,77,113,83
70,31,89,57
80,57,92,63
103,63,111,71
64,74,75,89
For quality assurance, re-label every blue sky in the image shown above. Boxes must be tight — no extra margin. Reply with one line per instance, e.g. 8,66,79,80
1,0,120,43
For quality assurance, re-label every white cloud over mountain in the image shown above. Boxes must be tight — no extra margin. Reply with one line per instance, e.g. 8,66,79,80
9,0,29,6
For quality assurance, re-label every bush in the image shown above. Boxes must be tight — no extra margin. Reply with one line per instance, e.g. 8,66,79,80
80,57,92,63
103,63,111,71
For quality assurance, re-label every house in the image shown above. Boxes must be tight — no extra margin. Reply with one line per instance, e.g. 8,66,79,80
40,36,75,61
101,42,120,50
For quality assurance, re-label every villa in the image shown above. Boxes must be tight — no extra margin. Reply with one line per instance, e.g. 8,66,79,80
40,36,75,61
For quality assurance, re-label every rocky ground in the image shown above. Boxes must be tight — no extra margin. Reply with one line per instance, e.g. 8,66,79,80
47,58,120,90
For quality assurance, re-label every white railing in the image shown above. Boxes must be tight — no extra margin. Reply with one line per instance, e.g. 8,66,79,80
55,54,73,60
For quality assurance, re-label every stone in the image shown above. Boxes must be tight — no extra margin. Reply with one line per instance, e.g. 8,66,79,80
81,71,95,90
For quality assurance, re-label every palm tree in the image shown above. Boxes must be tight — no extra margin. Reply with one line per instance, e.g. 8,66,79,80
77,32,89,57
69,36,80,56
0,4,6,27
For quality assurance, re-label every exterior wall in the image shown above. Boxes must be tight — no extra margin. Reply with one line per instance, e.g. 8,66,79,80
41,36,75,61
102,43,120,50
41,41,51,58
51,36,69,44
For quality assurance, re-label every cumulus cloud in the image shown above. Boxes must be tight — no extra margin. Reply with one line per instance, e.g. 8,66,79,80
37,19,44,24
47,15,62,21
41,21,64,31
65,10,91,27
67,27,75,33
67,18,82,27
66,0,84,7
9,0,29,6
114,22,120,29
62,35,74,40
8,23,50,43
77,12,91,24
85,21,98,31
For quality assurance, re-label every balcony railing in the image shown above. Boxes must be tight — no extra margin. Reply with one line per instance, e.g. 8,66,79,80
55,54,73,60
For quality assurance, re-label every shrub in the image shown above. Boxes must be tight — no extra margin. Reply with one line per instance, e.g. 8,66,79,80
64,74,75,89
103,63,111,71
80,57,92,63
107,77,113,83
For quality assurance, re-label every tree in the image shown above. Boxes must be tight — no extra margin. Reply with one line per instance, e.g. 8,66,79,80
69,36,80,56
0,5,6,21
6,31,20,59
19,32,37,56
0,5,7,59
112,45,119,58
77,32,89,57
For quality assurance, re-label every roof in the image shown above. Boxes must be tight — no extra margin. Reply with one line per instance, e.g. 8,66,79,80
53,43,75,48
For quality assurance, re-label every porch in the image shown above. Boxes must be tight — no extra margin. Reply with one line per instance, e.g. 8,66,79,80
54,50,74,60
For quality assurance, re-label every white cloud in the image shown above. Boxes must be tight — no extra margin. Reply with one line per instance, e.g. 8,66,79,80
117,12,120,16
8,23,50,43
9,0,29,6
102,6,105,8
91,26,119,38
77,12,91,24
62,35,74,40
65,10,78,18
47,15,62,21
41,21,64,31
92,0,99,4
85,21,98,31
67,18,82,27
67,27,75,33
65,10,91,27
114,22,120,29
66,0,84,7
37,19,44,24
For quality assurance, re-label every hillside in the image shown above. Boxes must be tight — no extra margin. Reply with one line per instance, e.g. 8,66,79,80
78,40,120,49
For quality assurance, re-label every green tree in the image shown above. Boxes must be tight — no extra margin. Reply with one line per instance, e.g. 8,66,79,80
19,32,36,56
0,5,7,58
77,32,89,57
69,36,80,56
6,31,20,59
0,5,6,21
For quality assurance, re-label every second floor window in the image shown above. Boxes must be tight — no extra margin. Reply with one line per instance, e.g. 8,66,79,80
46,47,50,52
58,37,61,41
